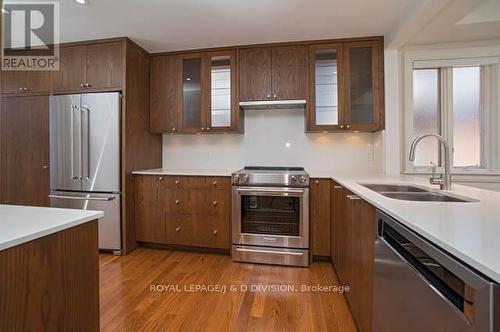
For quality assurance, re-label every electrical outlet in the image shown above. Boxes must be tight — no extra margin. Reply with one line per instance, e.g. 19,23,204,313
368,143,374,161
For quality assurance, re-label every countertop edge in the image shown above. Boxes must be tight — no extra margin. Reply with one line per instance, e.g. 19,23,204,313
0,211,104,252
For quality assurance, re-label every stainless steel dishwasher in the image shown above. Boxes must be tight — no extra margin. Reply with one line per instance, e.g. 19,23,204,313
373,210,499,332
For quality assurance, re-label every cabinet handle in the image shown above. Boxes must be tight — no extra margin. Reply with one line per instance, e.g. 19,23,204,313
22,87,28,91
315,180,319,185
346,125,351,129
19,87,23,91
159,176,163,181
85,83,91,88
175,180,180,185
273,94,277,99
340,125,344,129
42,165,49,169
172,127,177,132
175,200,180,205
212,201,218,206
175,227,181,232
266,94,271,99
201,127,205,131
347,195,360,200
333,185,343,189
206,127,210,131
213,230,218,236
212,181,217,186
80,83,85,88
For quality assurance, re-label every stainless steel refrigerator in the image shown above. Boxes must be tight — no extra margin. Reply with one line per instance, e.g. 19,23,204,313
49,92,122,254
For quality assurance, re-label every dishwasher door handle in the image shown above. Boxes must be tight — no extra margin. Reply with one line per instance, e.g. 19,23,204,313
49,194,115,202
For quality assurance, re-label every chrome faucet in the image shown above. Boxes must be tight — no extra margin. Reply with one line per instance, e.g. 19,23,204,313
409,134,452,190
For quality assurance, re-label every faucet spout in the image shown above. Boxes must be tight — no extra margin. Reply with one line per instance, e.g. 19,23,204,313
408,134,452,190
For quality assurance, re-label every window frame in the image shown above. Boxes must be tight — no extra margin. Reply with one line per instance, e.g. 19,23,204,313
402,45,500,176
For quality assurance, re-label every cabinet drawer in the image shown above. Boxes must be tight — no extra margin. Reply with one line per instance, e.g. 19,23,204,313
164,188,228,215
165,214,229,249
163,176,230,189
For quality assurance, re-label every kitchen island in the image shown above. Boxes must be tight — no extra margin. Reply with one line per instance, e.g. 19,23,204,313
0,205,103,332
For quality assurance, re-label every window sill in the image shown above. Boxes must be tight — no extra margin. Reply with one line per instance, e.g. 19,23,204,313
402,172,500,183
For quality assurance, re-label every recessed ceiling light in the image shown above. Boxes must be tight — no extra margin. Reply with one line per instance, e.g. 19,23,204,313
74,0,89,5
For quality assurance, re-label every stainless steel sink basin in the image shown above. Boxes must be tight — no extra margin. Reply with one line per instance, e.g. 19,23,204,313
361,184,428,193
381,192,472,202
360,183,476,202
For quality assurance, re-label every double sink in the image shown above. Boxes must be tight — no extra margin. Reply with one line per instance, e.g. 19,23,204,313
360,184,476,202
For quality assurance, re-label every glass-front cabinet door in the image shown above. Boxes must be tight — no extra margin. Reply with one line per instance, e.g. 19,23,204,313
343,41,381,131
308,44,343,131
179,53,206,133
206,50,240,133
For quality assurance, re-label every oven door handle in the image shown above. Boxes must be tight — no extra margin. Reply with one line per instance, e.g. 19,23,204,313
235,187,306,196
234,247,304,256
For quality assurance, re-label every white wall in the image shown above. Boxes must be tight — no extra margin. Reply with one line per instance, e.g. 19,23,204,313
162,108,383,175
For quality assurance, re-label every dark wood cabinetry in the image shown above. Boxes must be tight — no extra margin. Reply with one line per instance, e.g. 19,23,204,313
134,176,167,243
238,47,272,101
308,38,383,132
150,55,180,133
0,96,50,206
330,181,375,332
1,70,51,95
134,175,231,250
150,51,241,134
310,178,331,257
239,45,307,101
51,41,124,93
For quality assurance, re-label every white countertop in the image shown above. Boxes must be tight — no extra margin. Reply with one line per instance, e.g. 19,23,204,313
0,205,104,251
132,168,232,177
330,173,500,284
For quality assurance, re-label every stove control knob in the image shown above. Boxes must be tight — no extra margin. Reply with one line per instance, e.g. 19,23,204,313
233,175,240,184
290,176,297,184
300,176,308,184
243,175,250,183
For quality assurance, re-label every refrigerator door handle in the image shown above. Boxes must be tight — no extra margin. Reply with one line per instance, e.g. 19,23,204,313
80,105,90,180
49,194,115,201
70,104,82,180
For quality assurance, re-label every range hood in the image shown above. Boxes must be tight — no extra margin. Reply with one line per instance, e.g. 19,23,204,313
239,99,306,110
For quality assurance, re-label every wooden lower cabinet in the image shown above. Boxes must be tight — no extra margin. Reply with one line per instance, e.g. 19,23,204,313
0,221,99,332
0,96,50,206
134,175,231,250
310,178,331,257
331,181,375,332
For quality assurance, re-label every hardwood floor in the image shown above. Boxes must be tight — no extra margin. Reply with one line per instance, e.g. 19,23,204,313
99,248,356,332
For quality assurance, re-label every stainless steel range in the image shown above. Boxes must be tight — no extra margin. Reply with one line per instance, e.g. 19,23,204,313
231,166,310,267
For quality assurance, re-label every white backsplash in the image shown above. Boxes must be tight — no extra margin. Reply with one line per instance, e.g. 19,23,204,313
162,108,383,175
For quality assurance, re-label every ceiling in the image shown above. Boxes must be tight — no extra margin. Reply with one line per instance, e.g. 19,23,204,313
408,0,500,45
56,0,416,53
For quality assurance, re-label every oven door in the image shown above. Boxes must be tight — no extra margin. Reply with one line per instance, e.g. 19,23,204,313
232,186,309,249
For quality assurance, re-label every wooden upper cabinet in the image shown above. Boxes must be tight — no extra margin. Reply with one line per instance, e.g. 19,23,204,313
52,41,124,93
178,52,207,133
308,38,384,132
307,43,344,131
150,51,241,134
85,41,125,90
150,55,179,133
0,96,50,206
343,40,382,131
1,69,51,95
206,50,241,133
238,47,272,101
239,46,307,102
51,45,88,92
271,45,307,100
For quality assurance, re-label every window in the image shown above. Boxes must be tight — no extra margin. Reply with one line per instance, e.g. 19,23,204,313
404,48,500,175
